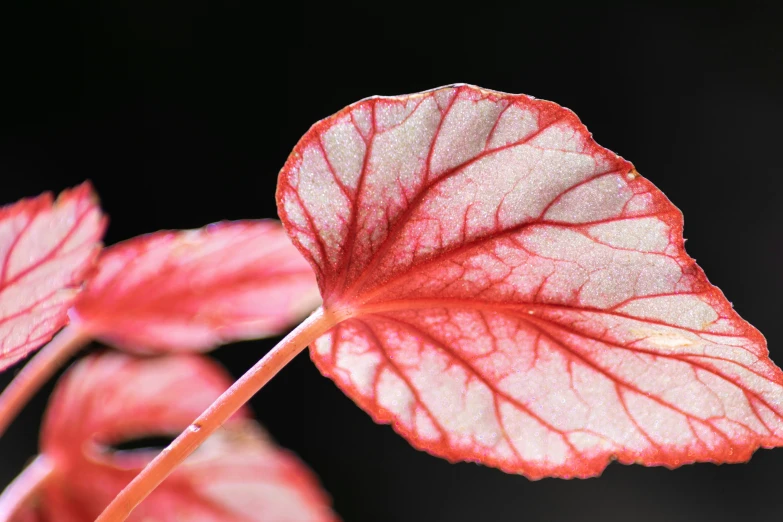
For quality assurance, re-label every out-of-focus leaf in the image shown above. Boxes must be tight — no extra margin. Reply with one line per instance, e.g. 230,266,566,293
72,220,320,353
18,352,338,521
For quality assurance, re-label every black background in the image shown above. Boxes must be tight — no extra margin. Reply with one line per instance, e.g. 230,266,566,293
1,4,783,522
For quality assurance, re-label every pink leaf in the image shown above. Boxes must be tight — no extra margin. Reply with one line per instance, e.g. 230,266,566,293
71,220,320,353
33,352,337,522
0,183,105,372
277,84,783,478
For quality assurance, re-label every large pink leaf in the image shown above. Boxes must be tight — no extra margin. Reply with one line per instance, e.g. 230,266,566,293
0,183,105,371
26,352,337,522
71,220,320,353
277,84,783,478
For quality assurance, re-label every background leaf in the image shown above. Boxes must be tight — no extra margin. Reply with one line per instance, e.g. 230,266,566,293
0,184,105,372
27,352,338,522
72,220,320,353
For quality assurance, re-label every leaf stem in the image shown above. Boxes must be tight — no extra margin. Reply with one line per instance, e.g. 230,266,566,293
95,306,338,522
0,325,88,438
0,454,55,521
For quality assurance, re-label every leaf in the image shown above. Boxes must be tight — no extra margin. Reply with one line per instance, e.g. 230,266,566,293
277,84,783,478
9,506,43,522
0,183,105,372
71,220,320,353
27,352,337,522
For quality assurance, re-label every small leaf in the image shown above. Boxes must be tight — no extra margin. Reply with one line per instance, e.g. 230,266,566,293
277,84,783,478
31,352,337,521
71,220,320,353
0,183,105,372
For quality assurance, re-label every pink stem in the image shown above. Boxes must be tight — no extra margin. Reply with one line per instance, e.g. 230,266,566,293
0,454,55,521
95,306,338,522
0,325,89,439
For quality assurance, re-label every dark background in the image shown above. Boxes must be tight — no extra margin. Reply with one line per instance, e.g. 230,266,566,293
1,3,782,521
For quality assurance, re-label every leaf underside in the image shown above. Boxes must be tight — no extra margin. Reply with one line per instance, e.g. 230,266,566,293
72,220,320,353
277,84,783,478
0,183,105,372
21,352,338,522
